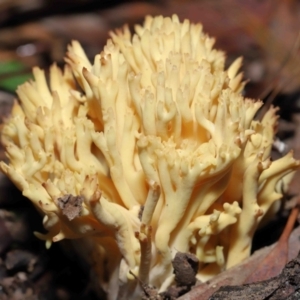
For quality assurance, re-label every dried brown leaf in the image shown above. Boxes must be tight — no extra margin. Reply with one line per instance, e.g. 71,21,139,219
209,249,300,300
177,226,300,300
245,205,299,283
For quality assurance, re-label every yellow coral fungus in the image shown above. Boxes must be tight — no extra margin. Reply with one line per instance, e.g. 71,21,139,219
1,15,299,299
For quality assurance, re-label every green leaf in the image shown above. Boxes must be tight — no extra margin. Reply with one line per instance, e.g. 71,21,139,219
0,61,32,92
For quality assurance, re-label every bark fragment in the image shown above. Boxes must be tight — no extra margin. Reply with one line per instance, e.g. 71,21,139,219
57,194,83,221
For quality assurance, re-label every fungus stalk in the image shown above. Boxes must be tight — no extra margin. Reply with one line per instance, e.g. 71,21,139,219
1,15,299,299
